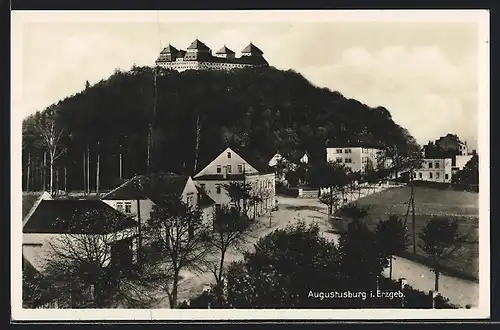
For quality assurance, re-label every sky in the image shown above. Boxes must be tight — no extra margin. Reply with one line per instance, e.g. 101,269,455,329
12,10,488,149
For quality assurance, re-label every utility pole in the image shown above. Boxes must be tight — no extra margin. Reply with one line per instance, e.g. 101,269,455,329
411,177,416,254
64,165,67,192
42,151,47,191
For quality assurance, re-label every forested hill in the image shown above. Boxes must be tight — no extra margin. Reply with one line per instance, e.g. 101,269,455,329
22,65,418,192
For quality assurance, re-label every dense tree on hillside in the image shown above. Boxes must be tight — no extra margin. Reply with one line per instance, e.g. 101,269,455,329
22,66,420,191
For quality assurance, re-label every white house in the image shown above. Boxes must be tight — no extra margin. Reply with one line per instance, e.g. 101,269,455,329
101,172,215,227
194,147,276,218
413,158,453,183
326,146,386,173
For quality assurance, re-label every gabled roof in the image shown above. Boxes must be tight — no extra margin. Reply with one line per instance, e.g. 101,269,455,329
23,200,138,234
22,192,53,226
194,147,274,179
195,185,216,208
187,39,211,51
215,45,235,54
160,44,179,55
177,49,186,57
241,42,264,55
102,172,190,204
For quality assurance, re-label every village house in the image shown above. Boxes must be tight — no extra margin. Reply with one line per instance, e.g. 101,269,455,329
412,158,453,183
326,146,388,173
101,172,216,226
22,193,139,308
194,147,276,218
268,151,309,182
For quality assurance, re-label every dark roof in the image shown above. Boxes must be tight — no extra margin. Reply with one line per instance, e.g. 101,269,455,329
23,200,138,234
241,43,264,55
187,39,211,51
215,45,235,54
160,44,179,54
196,186,216,207
23,193,43,219
102,172,189,204
178,49,186,57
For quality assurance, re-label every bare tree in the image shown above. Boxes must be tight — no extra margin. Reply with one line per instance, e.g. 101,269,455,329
419,217,470,291
36,112,66,196
38,209,139,308
223,181,253,217
206,205,255,304
142,197,213,308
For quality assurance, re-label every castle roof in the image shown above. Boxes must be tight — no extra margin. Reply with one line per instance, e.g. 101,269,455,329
187,39,211,51
160,44,179,55
216,45,235,55
241,42,263,55
177,49,186,57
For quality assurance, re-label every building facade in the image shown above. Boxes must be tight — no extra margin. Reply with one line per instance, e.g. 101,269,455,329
101,172,214,225
413,158,453,183
326,146,386,173
155,39,269,72
194,147,276,218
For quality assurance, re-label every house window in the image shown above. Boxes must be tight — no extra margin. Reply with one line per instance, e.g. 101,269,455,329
419,172,422,179
336,157,343,163
227,152,231,158
436,172,440,179
445,174,449,180
345,149,351,153
413,172,416,178
216,185,221,194
428,162,433,168
345,158,352,163
217,165,222,173
435,162,440,168
336,149,343,153
429,172,433,179
116,202,124,211
238,164,243,173
124,202,132,214
227,165,232,173
186,193,194,207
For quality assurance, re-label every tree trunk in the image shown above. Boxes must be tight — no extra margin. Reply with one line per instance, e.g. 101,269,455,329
137,198,142,268
216,248,227,304
193,115,201,174
26,152,31,192
170,272,179,309
96,143,100,195
389,256,393,280
56,166,59,195
49,159,54,196
119,151,123,180
87,143,90,195
83,150,87,195
42,151,47,191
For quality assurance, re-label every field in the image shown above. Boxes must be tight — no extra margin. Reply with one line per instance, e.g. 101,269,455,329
331,186,479,282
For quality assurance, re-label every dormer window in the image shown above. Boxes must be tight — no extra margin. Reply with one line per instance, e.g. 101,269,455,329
227,152,231,158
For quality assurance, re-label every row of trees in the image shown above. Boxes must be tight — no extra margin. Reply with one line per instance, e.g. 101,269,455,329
23,181,262,309
180,212,462,309
22,65,421,193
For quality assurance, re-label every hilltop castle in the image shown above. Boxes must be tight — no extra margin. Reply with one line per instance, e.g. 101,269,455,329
155,39,269,72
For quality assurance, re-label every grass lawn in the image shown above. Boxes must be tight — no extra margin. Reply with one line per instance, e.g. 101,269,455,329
330,186,479,282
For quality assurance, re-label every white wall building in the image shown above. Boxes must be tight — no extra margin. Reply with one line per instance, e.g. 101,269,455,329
194,147,276,218
413,158,453,183
326,146,386,173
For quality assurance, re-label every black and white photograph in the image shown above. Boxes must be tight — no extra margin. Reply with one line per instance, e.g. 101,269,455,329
11,10,490,320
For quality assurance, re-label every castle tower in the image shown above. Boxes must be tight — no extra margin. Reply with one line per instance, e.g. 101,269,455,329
156,44,180,64
215,45,236,59
241,42,264,57
184,39,212,61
